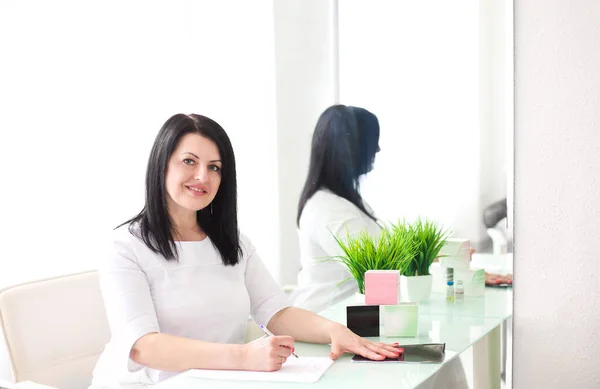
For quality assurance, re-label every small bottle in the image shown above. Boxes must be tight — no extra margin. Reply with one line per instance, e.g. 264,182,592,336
446,281,455,302
455,280,464,302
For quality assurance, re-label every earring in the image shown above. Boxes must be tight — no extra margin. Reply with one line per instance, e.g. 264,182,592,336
210,203,213,215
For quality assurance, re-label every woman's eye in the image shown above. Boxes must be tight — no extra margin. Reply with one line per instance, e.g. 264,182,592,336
209,165,221,172
183,159,195,165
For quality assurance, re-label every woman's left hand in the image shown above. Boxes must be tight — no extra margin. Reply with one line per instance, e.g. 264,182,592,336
327,323,401,360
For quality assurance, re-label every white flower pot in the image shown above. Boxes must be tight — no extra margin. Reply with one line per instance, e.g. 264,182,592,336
355,292,366,304
400,275,433,303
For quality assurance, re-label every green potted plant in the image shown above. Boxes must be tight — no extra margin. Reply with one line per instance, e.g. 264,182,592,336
332,227,416,302
392,218,450,302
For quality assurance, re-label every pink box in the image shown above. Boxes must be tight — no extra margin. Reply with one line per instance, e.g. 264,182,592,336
365,270,400,305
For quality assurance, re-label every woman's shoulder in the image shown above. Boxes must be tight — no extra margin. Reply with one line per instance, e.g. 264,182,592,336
94,223,143,270
111,222,139,244
238,232,255,258
303,190,364,219
106,222,149,259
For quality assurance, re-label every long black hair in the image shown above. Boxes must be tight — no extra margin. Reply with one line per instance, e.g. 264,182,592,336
297,105,380,225
119,113,242,266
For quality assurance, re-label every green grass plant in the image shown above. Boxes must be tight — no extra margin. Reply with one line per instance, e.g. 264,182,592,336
391,218,450,277
332,227,417,294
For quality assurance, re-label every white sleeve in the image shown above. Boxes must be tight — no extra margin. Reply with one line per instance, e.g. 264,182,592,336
99,230,161,373
241,237,291,327
319,214,383,259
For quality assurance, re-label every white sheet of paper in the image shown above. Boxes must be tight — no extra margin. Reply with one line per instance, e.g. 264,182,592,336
187,357,334,383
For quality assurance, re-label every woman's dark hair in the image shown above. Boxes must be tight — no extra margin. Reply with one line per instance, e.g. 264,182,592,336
297,105,380,225
119,113,242,266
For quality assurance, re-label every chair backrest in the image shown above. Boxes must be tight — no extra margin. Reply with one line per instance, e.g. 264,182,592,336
0,271,110,389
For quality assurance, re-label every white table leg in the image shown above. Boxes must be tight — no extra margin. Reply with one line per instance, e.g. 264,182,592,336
473,324,501,389
501,318,508,383
505,317,513,389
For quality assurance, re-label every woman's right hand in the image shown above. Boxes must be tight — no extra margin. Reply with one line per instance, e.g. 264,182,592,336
240,335,295,371
485,272,513,285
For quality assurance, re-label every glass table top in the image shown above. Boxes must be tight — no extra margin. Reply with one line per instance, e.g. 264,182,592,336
158,313,505,389
158,254,513,388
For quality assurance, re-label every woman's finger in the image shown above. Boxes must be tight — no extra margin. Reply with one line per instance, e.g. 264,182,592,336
274,355,286,367
372,341,401,349
356,345,386,360
370,342,402,354
364,341,402,358
270,335,295,349
277,346,292,358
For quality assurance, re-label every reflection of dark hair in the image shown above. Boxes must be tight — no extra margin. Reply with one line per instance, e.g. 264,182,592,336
297,105,380,225
118,114,242,266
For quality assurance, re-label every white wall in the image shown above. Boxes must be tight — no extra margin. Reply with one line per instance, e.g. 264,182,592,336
514,1,600,388
0,0,279,284
0,0,279,380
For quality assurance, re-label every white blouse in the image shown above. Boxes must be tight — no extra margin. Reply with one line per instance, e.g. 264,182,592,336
290,190,382,313
90,224,290,388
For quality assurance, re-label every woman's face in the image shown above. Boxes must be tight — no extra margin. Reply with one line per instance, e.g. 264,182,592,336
165,133,222,214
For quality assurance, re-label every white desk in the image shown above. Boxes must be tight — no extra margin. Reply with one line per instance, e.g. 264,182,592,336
157,254,512,389
157,293,511,389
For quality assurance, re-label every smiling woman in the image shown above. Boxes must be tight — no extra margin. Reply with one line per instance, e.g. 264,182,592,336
89,113,401,388
167,142,223,218
118,114,240,265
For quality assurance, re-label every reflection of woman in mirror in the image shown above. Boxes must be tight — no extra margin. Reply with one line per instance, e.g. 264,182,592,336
91,113,400,388
291,105,510,314
291,105,382,313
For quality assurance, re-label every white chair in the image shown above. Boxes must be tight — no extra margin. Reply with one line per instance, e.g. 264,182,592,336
0,271,110,389
243,320,264,343
0,271,279,388
243,284,298,343
483,198,512,254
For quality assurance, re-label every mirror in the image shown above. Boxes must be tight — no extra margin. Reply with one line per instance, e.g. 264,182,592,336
337,1,513,259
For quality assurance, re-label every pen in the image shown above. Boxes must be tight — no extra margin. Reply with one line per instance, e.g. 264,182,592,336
259,324,299,358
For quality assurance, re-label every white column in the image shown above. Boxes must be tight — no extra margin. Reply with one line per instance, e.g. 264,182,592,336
273,0,338,285
514,1,600,387
479,0,513,249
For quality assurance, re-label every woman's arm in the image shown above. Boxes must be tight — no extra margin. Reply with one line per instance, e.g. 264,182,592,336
241,235,398,362
267,307,400,360
131,332,294,372
102,231,292,373
130,333,245,372
267,307,336,344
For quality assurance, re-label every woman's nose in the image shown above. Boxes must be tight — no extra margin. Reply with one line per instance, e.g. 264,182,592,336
195,166,209,183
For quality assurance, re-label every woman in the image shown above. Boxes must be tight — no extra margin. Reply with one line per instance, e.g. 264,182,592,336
90,114,399,388
291,105,382,313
